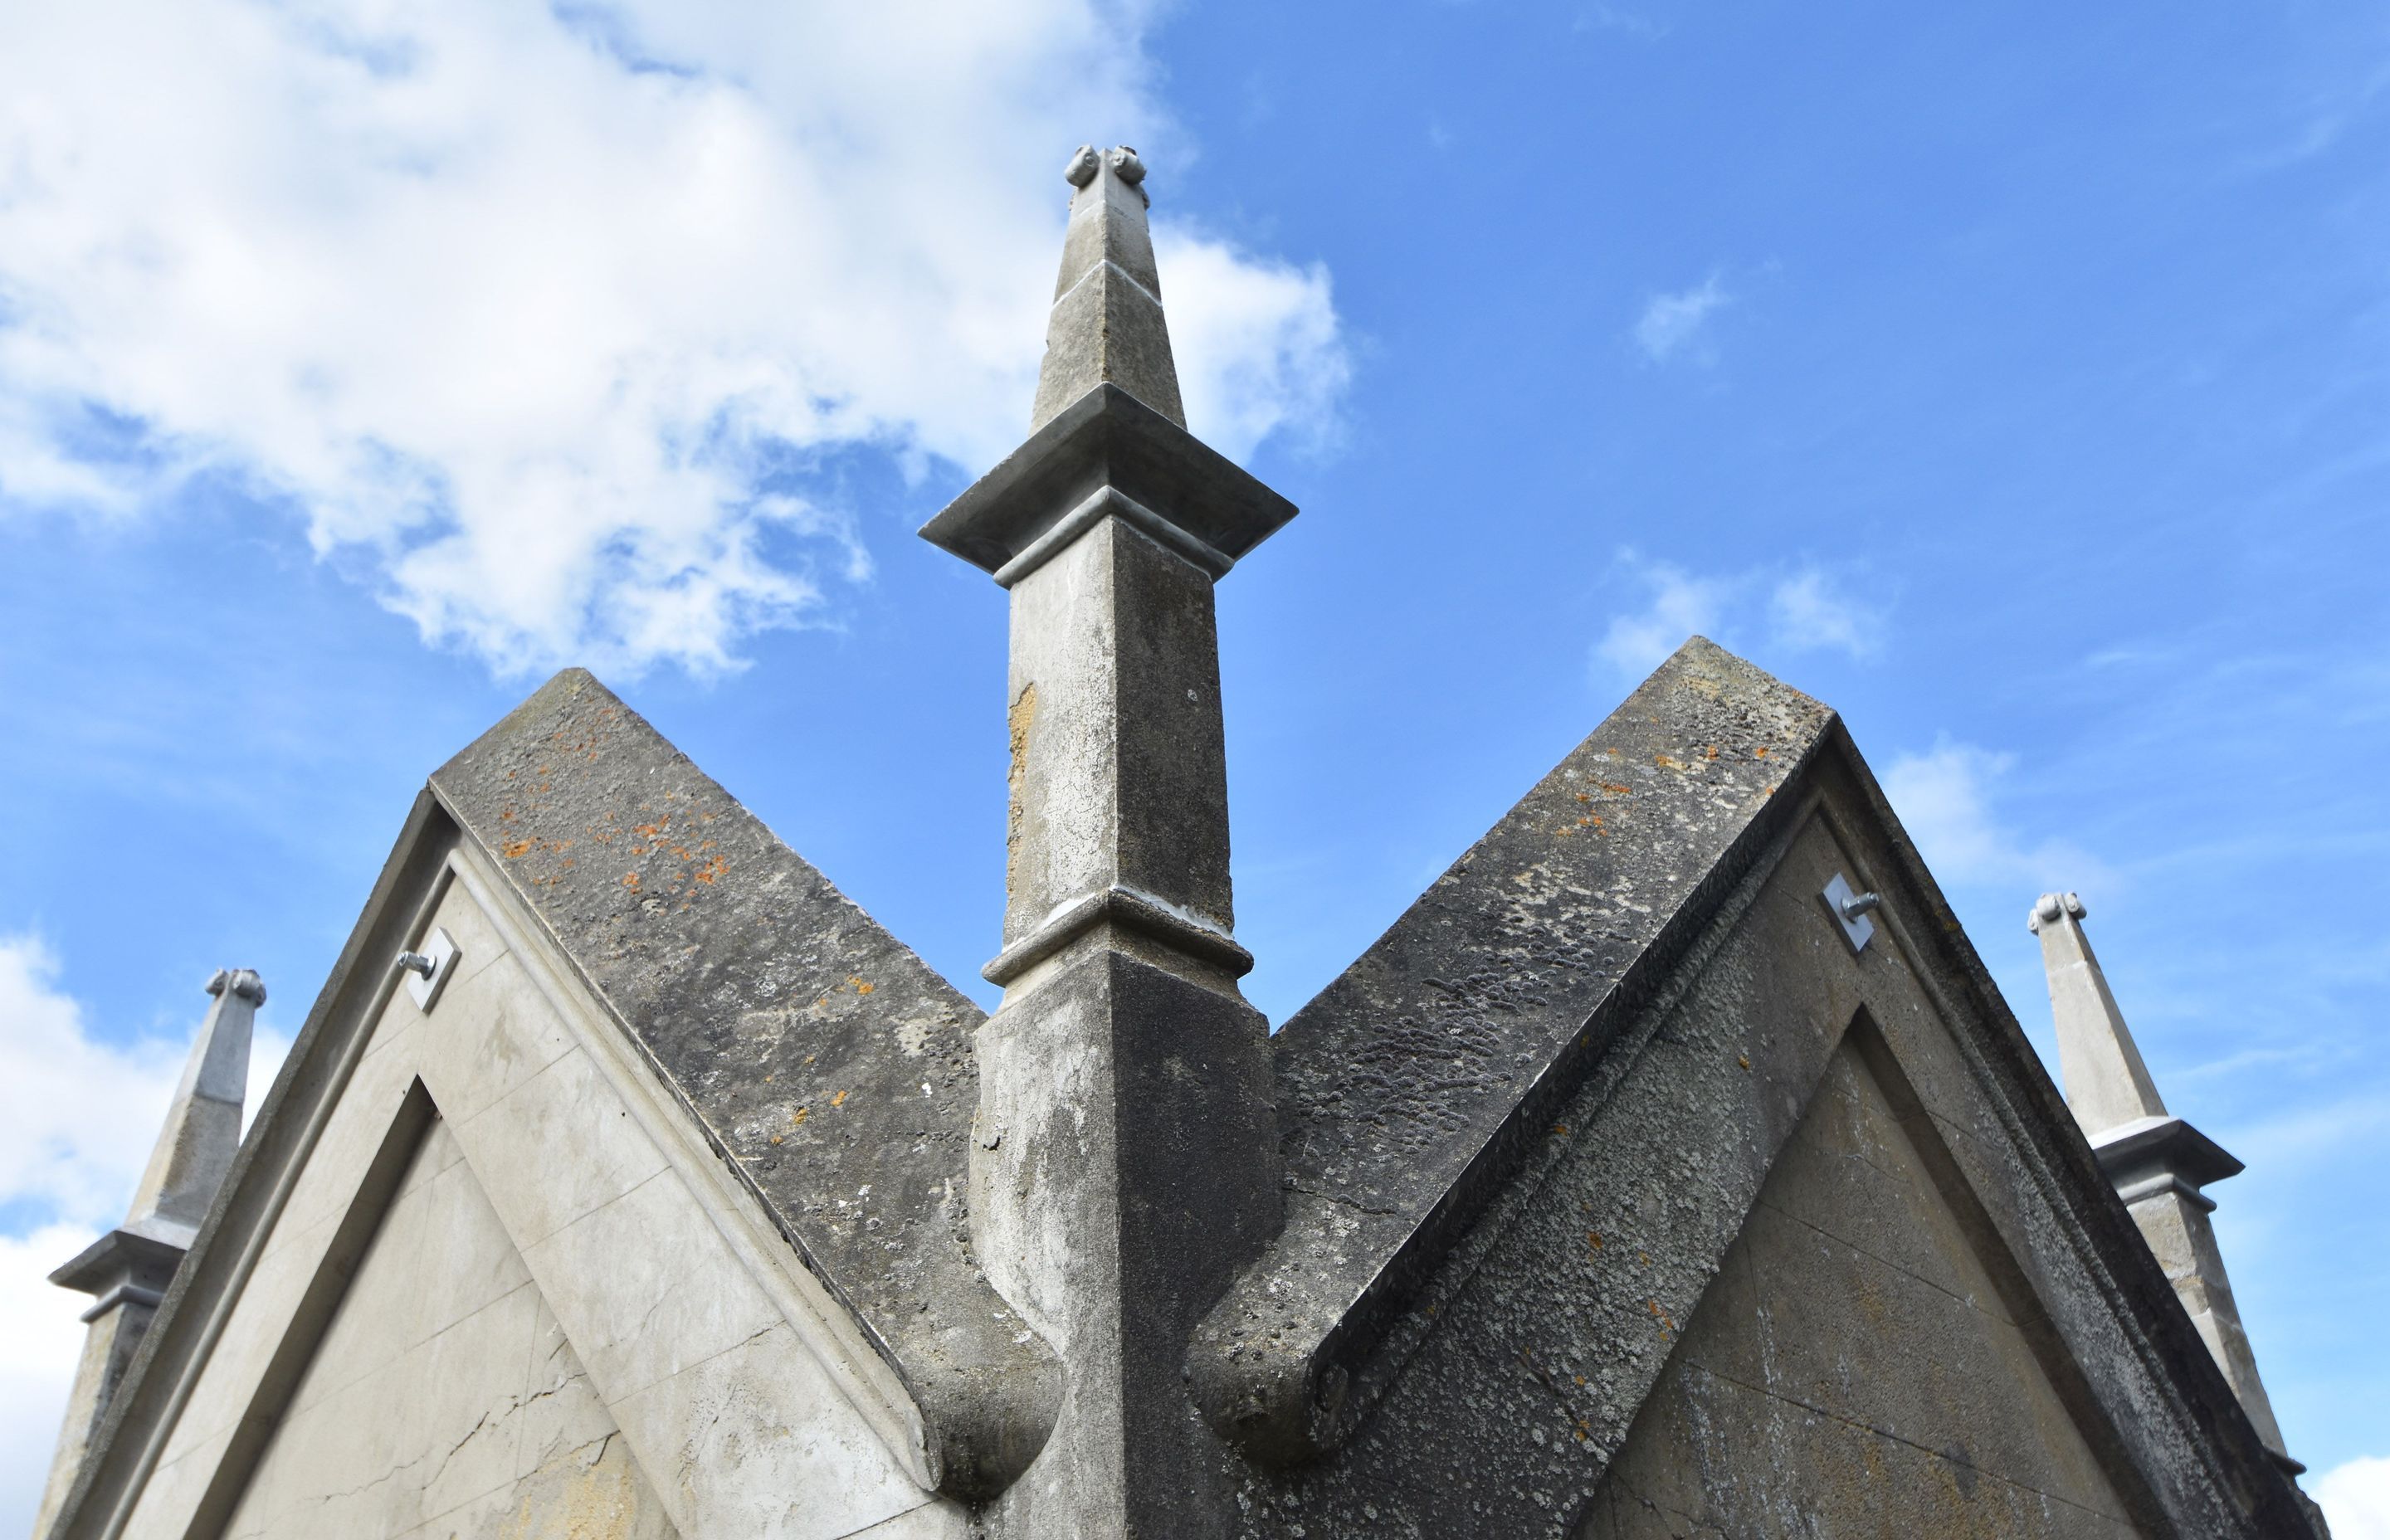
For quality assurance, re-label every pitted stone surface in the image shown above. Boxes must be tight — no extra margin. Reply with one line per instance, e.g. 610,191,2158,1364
1579,1036,2144,1539
1193,639,1833,1455
428,670,1056,1493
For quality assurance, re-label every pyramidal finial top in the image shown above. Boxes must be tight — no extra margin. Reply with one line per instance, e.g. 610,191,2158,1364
2028,892,2170,1137
120,967,261,1244
1029,144,1184,432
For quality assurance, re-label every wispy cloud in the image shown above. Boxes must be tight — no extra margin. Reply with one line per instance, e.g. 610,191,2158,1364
1880,738,2111,894
1575,3,1671,40
0,2,1349,679
1633,272,1732,363
1591,553,1885,678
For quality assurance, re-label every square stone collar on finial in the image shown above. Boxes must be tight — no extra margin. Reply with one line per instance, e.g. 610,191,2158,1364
919,384,1296,588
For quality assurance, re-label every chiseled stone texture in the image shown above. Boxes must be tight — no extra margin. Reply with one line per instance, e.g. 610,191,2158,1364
1194,638,1836,1455
429,670,1056,1491
1579,1037,2143,1538
218,1118,682,1540
1203,650,2313,1538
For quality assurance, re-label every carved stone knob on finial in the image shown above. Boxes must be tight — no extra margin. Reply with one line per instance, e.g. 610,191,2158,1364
205,967,266,1006
1065,146,1100,188
1108,147,1146,185
2027,891,2087,933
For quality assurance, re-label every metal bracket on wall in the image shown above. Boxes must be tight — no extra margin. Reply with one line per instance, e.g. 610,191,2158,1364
1821,873,1880,954
397,926,461,1012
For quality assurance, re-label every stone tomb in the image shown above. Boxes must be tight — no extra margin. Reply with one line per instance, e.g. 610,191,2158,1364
37,147,2326,1540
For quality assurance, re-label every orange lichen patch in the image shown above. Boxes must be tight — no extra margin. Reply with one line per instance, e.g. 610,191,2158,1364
1738,1052,1752,1070
622,873,641,891
694,855,729,885
636,816,670,838
1606,747,1622,758
856,980,874,994
1574,792,1593,804
1601,782,1632,796
769,1134,783,1145
1587,1231,1603,1249
831,1089,850,1108
1552,1123,1569,1137
790,1107,810,1127
502,840,534,859
1704,744,1719,760
1755,745,1771,758
845,975,873,995
1654,753,1686,770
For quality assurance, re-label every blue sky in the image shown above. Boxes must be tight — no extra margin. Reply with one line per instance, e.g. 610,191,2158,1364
2,0,2386,1530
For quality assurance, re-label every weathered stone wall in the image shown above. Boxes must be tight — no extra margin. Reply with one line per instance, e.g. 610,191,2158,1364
83,852,968,1540
1579,1036,2143,1538
1220,777,2296,1538
220,1118,679,1540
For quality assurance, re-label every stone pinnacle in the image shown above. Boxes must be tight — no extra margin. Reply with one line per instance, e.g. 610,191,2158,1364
2029,891,2168,1138
2028,894,2300,1469
121,967,262,1245
1029,144,1184,432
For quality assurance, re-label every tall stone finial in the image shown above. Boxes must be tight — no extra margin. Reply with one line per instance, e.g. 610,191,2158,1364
2030,895,2300,1472
918,151,1294,1534
2030,892,2168,1135
1029,144,1183,433
35,968,261,1537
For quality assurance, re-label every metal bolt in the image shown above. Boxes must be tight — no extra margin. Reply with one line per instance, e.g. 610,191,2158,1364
1836,890,1881,922
396,952,435,978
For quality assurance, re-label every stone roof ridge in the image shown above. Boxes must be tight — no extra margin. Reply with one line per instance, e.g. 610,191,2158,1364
427,667,1059,1498
1188,636,1839,1463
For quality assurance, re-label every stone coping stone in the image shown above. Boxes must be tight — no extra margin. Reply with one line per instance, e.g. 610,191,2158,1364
1192,637,1836,1461
430,669,1057,1497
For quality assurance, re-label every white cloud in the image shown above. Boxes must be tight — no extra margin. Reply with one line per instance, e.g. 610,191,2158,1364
1592,555,1881,678
1593,561,1734,677
0,936,183,1231
1768,565,1879,658
2318,1455,2390,1540
1155,231,1349,465
1880,737,2110,893
0,0,1348,677
1633,272,1731,363
0,937,290,1230
1,1223,103,1533
0,936,290,1535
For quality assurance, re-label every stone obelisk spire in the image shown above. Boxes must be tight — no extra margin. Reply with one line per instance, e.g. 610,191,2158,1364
34,968,261,1537
2030,894,2298,1470
920,147,1295,1538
